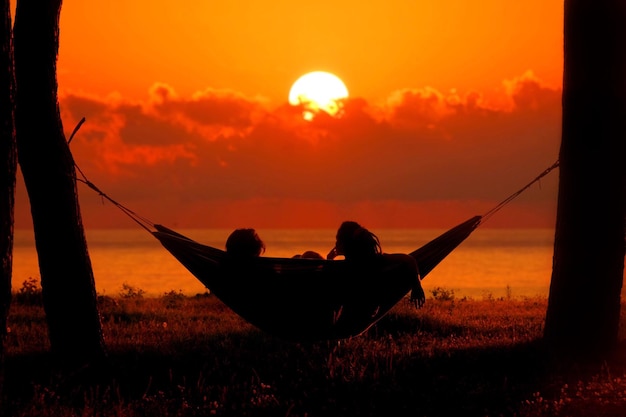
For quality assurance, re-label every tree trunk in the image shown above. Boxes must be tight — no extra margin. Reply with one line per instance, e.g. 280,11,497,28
13,0,106,367
544,0,626,357
0,0,15,399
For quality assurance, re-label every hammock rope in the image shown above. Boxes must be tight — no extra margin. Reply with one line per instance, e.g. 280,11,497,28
75,172,155,234
69,122,156,234
480,159,560,224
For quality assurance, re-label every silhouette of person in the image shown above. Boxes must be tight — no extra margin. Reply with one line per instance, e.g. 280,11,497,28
327,221,379,261
327,221,425,308
225,228,265,257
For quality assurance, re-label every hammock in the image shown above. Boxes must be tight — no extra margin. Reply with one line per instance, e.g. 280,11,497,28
149,215,482,341
72,125,558,341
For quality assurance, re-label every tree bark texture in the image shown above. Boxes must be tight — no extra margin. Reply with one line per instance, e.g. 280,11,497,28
13,0,106,366
0,0,16,399
544,0,626,357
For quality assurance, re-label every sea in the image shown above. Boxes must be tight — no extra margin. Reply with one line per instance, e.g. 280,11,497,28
12,227,564,300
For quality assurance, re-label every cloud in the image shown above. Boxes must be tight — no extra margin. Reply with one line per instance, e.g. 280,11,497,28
504,71,560,111
50,74,561,229
149,83,267,131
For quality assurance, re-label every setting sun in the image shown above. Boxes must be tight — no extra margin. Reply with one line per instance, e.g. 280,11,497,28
288,71,349,120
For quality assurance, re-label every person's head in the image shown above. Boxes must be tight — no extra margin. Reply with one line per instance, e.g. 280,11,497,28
334,221,381,260
225,228,265,257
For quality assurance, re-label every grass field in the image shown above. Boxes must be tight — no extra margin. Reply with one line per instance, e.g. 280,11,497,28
3,284,626,416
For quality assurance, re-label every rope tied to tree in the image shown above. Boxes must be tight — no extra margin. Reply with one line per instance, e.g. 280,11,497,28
68,117,155,233
480,159,560,224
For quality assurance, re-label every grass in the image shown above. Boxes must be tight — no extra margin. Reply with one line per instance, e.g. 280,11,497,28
3,285,626,416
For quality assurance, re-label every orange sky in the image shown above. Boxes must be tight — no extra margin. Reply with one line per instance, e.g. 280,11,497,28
13,1,564,230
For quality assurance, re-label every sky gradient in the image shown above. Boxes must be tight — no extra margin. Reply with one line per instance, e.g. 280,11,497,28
14,1,564,230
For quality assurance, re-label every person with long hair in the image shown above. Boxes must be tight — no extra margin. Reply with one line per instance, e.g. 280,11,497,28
327,221,381,261
327,221,425,308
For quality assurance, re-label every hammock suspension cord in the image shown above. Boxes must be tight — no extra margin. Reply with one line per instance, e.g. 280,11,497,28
75,170,156,234
480,159,560,224
69,118,155,234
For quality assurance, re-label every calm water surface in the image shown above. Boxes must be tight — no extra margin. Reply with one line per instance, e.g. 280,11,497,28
13,227,559,299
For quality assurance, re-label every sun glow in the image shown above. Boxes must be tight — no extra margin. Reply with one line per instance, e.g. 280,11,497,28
288,71,349,120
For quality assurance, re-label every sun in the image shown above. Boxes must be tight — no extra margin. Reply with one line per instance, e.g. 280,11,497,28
288,71,349,121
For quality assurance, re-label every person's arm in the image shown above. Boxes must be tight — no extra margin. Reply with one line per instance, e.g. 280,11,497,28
410,276,425,308
327,247,338,260
408,257,425,308
386,253,425,308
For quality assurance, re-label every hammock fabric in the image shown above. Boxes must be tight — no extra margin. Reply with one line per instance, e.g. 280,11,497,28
152,215,482,341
